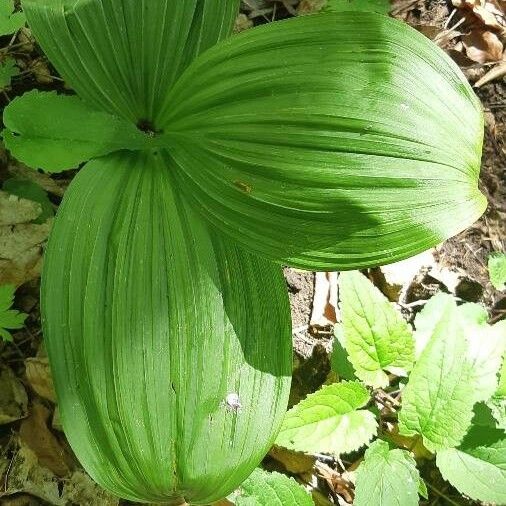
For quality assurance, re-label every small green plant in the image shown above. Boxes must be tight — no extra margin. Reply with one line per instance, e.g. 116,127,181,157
0,284,27,342
489,252,506,291
1,0,488,503
276,272,506,505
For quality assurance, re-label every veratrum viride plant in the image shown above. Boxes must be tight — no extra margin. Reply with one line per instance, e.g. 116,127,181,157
2,0,486,504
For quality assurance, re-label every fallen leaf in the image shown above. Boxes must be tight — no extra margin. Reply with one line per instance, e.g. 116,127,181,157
19,402,72,477
25,356,56,402
269,445,316,474
463,28,504,62
0,191,52,286
0,365,28,424
62,470,119,506
453,0,506,32
310,272,338,330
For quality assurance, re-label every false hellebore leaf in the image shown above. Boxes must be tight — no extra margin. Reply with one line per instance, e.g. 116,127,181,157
41,151,292,503
2,91,153,172
233,468,314,505
338,271,414,388
275,381,377,456
22,0,240,123
159,12,486,270
354,440,421,506
436,425,506,504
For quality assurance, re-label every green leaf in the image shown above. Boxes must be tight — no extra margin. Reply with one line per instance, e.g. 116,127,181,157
3,178,53,224
489,252,506,290
338,271,414,388
41,150,292,504
330,325,356,381
324,0,390,14
0,284,27,342
0,0,25,36
0,57,19,90
161,11,485,270
275,381,377,455
233,468,314,505
398,298,476,452
354,440,421,506
2,90,154,172
436,425,506,504
23,0,239,124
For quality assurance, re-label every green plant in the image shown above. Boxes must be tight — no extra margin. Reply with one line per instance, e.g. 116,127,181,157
276,272,506,504
2,0,487,503
0,284,27,341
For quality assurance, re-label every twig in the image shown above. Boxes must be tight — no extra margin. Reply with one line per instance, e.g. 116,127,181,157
426,482,461,506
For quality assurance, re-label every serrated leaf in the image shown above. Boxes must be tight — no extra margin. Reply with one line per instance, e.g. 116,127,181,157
436,425,506,504
330,325,356,381
23,0,239,123
354,440,421,506
0,284,27,342
3,178,53,224
160,11,485,270
275,381,377,455
2,90,153,172
0,0,25,36
233,468,314,505
324,0,390,14
489,252,506,290
399,299,476,452
338,271,414,388
41,151,292,503
0,58,19,90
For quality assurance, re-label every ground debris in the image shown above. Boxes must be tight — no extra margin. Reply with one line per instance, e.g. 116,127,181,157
0,365,28,424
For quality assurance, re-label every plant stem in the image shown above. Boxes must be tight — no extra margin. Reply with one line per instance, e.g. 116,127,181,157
426,482,461,506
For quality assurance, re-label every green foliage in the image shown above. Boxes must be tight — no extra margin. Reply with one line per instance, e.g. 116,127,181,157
2,90,153,172
489,252,506,290
436,426,506,504
0,0,25,36
0,284,27,342
0,57,18,89
275,381,377,455
338,271,414,388
233,468,314,505
3,178,53,223
330,325,356,381
324,0,390,14
354,440,421,506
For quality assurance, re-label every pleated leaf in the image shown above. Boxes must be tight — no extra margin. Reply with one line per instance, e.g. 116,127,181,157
436,426,506,504
338,271,414,388
233,468,314,505
23,0,239,125
2,90,155,172
41,150,292,504
275,381,377,455
354,440,421,506
161,12,485,270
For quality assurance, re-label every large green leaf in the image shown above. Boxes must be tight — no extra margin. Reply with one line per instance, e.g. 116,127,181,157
232,468,314,505
161,12,485,270
275,381,377,455
22,0,239,124
354,440,421,506
398,299,476,452
338,271,414,388
436,426,506,504
41,151,292,504
2,90,153,172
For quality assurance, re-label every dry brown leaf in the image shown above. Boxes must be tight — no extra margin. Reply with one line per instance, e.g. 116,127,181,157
0,365,28,425
453,0,506,32
8,163,65,197
462,27,504,62
0,191,52,287
25,356,56,403
310,272,338,330
61,470,119,506
269,445,316,474
297,0,327,15
315,461,354,504
19,402,72,477
475,59,506,85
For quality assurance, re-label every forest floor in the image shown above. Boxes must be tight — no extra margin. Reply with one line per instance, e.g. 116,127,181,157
0,1,505,505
